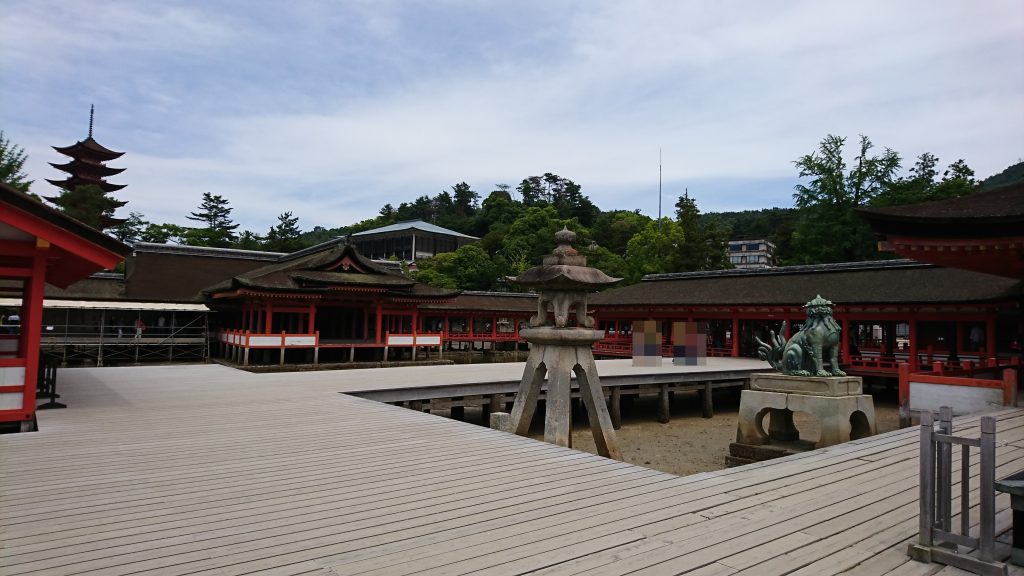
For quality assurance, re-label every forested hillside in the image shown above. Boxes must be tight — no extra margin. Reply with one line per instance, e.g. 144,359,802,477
5,128,1013,291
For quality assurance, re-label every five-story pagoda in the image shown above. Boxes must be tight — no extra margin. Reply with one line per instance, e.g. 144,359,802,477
45,106,127,229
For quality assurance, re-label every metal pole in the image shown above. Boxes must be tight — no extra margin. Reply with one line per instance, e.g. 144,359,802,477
98,310,105,366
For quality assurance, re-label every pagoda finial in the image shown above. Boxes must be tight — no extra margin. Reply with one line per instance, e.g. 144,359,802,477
88,105,95,138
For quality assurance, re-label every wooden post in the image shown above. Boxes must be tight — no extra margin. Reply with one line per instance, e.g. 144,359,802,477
657,383,670,423
918,410,935,549
898,362,911,427
937,406,952,534
979,416,996,563
701,381,713,418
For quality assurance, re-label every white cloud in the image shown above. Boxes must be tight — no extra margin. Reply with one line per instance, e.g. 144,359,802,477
3,0,1022,230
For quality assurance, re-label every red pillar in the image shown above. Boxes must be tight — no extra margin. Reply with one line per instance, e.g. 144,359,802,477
731,317,740,357
841,318,851,363
909,318,919,372
264,303,274,334
956,321,966,356
985,316,997,360
20,245,47,421
307,304,316,333
375,303,383,344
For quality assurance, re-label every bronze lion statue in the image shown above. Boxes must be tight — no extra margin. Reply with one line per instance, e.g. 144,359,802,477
756,295,846,377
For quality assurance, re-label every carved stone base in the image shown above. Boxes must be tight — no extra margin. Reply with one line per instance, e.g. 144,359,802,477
751,373,863,396
736,375,876,449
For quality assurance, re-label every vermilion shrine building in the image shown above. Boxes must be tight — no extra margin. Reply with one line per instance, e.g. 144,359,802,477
17,180,1024,384
0,182,129,431
589,259,1020,377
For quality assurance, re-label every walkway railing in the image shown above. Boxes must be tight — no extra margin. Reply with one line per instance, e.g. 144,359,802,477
908,407,1007,575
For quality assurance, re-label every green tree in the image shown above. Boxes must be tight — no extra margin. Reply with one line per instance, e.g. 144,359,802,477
580,244,629,281
47,184,128,231
451,182,479,218
674,194,731,270
591,210,651,256
874,154,976,207
624,218,687,282
113,211,149,244
501,206,579,273
517,173,598,226
0,131,32,193
140,222,188,244
264,212,303,252
185,192,240,247
233,230,265,250
413,244,497,290
791,134,901,263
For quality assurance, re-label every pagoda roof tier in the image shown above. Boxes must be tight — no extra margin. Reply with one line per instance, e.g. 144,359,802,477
857,183,1024,278
49,160,125,178
46,177,127,193
203,238,460,301
52,137,124,161
857,183,1024,238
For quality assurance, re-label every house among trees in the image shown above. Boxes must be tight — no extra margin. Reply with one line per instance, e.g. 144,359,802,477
350,219,478,262
727,239,776,269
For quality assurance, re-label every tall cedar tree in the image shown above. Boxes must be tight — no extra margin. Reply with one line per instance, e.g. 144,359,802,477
264,212,304,253
186,192,240,248
48,184,128,231
0,131,33,193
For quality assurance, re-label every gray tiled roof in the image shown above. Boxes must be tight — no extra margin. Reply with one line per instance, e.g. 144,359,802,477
590,260,1022,307
350,220,478,240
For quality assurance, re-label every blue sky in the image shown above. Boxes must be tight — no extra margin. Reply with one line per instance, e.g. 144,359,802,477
2,1,1022,233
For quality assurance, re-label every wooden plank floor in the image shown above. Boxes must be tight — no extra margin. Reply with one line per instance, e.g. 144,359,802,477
2,364,1023,576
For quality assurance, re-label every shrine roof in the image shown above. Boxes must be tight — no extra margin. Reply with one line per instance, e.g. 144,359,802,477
49,160,125,177
351,220,478,239
0,182,131,288
52,137,124,161
420,291,538,313
203,238,458,299
590,259,1022,308
45,177,126,192
856,182,1024,237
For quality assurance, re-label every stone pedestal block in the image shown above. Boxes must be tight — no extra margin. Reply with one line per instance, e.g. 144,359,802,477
750,373,862,396
736,374,876,449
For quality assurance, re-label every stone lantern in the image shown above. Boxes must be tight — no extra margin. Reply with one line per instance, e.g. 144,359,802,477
506,227,622,459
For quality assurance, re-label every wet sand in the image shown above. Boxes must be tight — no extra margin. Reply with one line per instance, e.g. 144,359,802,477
522,387,902,476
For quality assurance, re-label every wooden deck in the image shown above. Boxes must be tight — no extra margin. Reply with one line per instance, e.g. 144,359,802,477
2,364,1024,575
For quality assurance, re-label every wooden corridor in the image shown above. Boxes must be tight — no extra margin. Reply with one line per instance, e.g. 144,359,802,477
2,364,1023,575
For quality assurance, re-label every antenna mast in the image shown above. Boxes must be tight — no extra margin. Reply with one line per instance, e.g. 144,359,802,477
658,148,662,222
